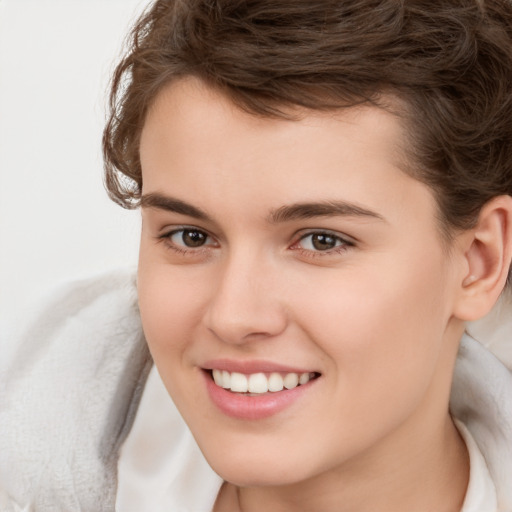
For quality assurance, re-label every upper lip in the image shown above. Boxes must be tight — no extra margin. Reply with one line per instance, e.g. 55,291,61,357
201,358,318,374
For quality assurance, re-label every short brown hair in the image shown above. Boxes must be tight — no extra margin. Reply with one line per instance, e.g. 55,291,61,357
103,0,512,236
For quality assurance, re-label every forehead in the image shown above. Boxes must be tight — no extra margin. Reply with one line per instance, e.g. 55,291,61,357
139,78,437,231
141,78,408,178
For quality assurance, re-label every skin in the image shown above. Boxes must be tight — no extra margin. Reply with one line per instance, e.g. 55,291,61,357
137,78,470,511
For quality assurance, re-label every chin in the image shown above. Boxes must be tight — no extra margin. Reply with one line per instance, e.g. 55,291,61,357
198,435,321,487
211,459,309,488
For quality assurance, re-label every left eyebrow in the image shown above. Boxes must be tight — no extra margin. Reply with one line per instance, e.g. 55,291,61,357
268,201,385,224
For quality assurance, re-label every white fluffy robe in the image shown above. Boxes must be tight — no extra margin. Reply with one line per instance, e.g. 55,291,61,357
451,336,512,510
0,271,152,511
0,271,511,511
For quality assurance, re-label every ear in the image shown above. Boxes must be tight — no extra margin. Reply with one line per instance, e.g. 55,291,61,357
453,195,512,321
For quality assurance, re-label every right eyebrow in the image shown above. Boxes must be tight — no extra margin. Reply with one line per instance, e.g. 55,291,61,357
268,200,385,224
140,193,211,221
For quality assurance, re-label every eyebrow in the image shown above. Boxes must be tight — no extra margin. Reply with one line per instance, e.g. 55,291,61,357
140,193,211,221
140,193,385,224
268,201,385,223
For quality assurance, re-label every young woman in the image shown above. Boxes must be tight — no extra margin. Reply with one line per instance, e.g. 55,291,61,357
2,0,512,510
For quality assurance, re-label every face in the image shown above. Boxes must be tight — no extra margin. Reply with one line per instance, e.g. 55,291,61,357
138,78,465,487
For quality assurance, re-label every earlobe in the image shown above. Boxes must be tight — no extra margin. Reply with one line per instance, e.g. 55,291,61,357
454,195,512,321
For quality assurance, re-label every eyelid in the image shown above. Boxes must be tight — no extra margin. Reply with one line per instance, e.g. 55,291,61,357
159,224,211,237
295,228,355,244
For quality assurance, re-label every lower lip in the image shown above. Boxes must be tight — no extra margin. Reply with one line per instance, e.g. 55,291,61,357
203,371,317,420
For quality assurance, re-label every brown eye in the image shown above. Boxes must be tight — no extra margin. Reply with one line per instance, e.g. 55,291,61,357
310,233,337,251
183,229,207,247
170,229,210,248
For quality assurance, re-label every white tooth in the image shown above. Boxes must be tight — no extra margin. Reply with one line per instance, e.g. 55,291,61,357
299,372,310,385
230,372,248,392
268,372,284,392
284,373,299,390
248,373,268,394
221,370,231,389
213,369,223,386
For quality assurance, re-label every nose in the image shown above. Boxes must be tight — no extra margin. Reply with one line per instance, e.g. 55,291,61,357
204,251,288,344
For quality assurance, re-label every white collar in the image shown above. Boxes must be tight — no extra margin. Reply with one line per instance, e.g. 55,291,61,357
456,419,497,512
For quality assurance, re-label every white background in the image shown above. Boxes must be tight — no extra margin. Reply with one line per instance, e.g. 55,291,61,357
0,0,151,333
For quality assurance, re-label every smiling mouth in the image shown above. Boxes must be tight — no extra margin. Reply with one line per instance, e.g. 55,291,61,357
209,369,320,395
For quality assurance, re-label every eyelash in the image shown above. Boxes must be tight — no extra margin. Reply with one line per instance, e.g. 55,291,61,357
158,227,217,255
157,227,355,258
290,231,355,257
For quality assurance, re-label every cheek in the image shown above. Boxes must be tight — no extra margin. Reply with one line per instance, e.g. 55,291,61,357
137,251,208,365
294,251,452,416
137,262,213,417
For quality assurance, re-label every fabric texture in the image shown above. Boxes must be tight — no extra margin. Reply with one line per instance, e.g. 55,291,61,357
1,270,511,511
455,420,497,511
451,334,512,511
0,271,152,511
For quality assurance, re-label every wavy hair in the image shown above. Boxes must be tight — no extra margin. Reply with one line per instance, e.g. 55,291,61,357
103,0,512,241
